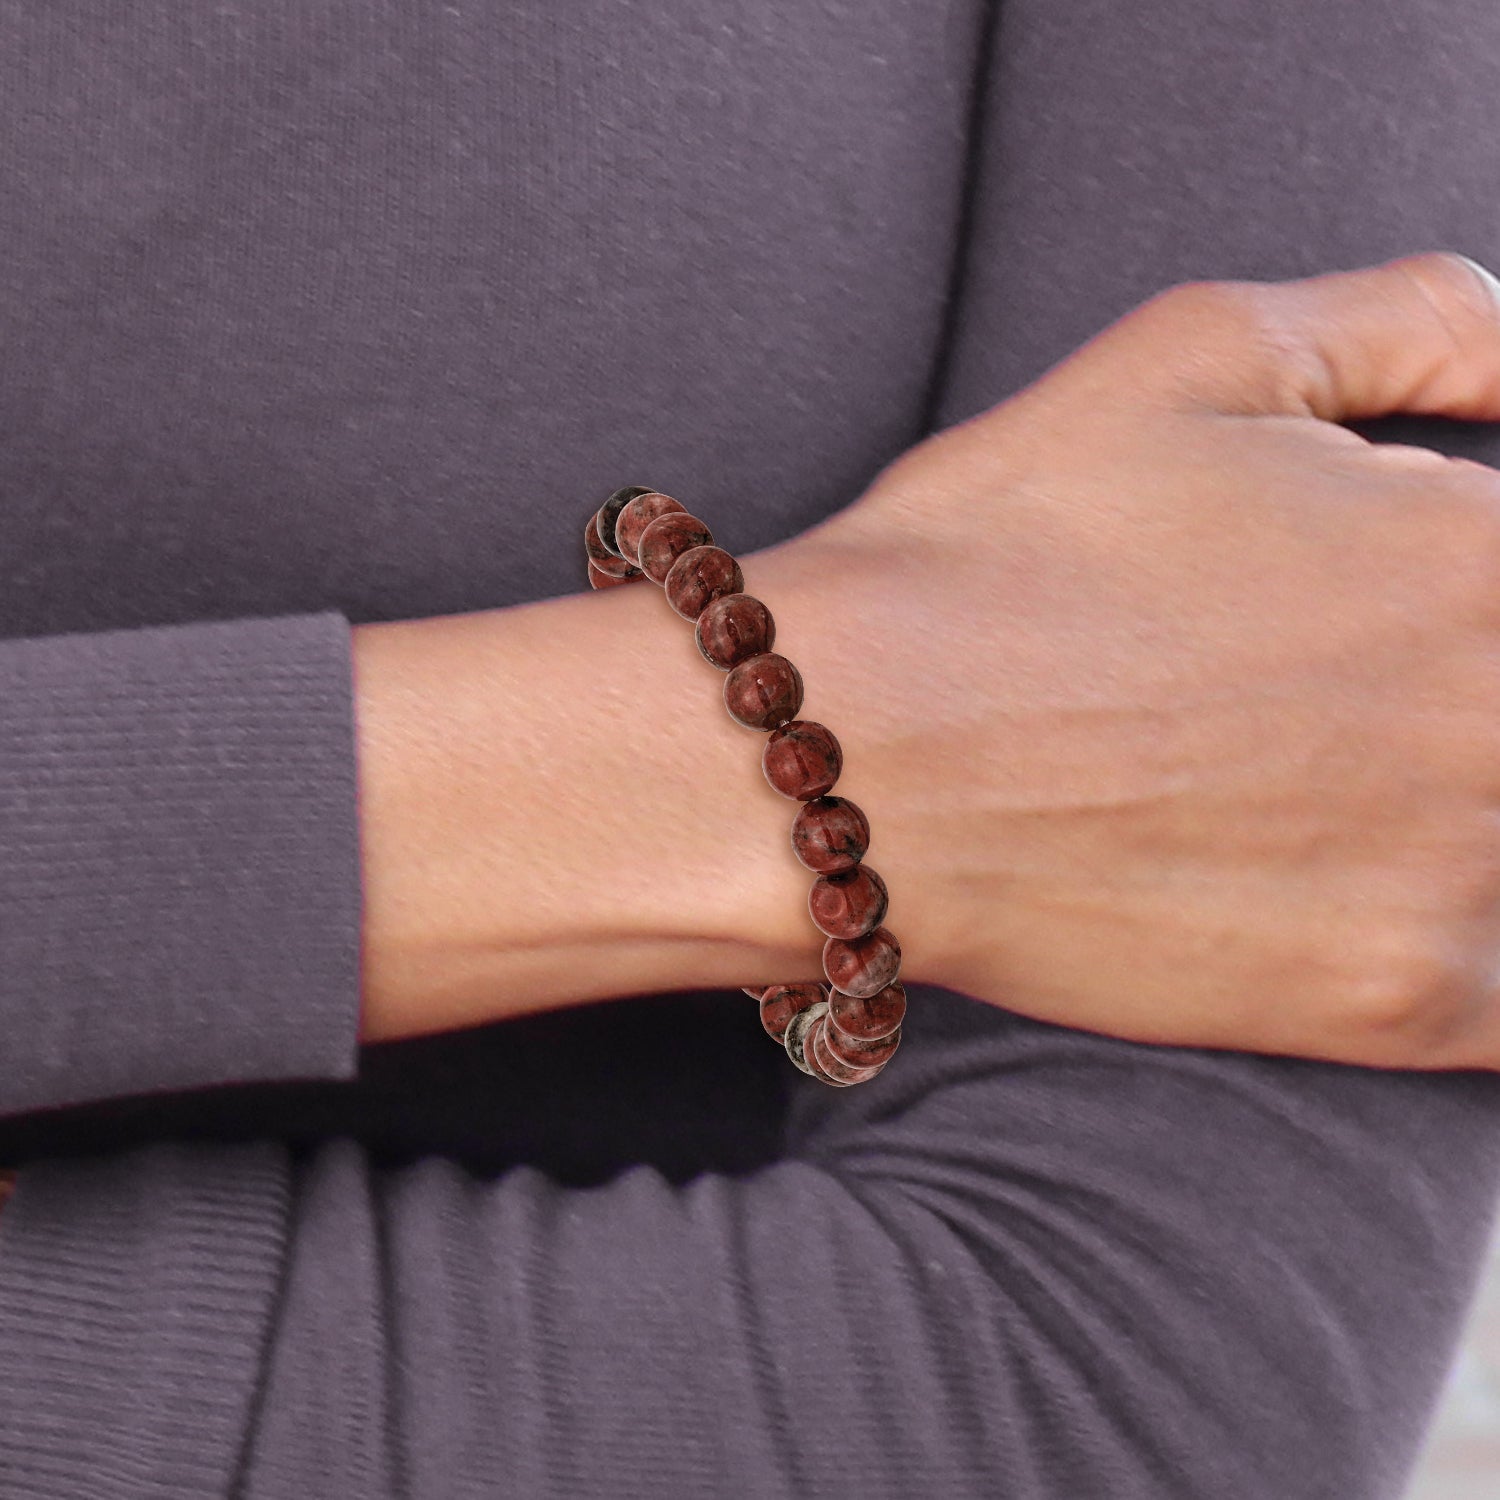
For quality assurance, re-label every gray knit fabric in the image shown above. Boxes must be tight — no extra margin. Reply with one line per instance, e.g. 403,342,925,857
1,3,1499,1495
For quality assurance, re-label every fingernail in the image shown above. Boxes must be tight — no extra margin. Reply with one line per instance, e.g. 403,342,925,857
1455,254,1500,313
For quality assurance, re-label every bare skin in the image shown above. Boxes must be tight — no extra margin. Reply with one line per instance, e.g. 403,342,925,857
354,252,1500,1074
760,251,1500,1071
6,253,1500,1226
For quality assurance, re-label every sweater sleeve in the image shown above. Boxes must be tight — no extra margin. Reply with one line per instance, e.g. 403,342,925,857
2,992,1498,1498
1,602,1498,1499
0,608,362,1118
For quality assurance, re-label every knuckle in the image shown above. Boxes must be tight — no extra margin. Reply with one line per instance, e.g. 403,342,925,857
1339,851,1500,1054
1131,280,1307,409
1377,252,1500,378
1144,278,1268,339
1391,250,1500,330
1347,933,1467,1051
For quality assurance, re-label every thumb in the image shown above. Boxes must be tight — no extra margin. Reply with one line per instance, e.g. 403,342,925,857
1111,251,1500,425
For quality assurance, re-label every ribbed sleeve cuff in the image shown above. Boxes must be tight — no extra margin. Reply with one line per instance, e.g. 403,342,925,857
0,1140,290,1497
0,609,362,1117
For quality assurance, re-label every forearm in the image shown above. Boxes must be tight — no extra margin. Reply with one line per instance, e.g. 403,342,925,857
351,545,830,1044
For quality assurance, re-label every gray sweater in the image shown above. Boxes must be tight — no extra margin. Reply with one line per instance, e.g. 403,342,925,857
2,3,1500,1495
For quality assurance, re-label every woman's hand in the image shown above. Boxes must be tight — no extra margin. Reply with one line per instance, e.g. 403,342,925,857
754,252,1500,1070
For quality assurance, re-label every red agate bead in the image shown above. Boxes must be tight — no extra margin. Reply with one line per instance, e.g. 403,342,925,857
823,927,901,1000
696,593,775,670
799,1015,853,1086
595,486,655,557
584,513,642,578
827,979,906,1039
811,1017,885,1084
790,795,869,873
587,559,642,589
763,720,842,800
808,864,888,940
783,1001,829,1078
614,491,687,565
724,652,803,731
758,982,825,1041
585,486,909,1087
637,511,714,584
664,545,745,620
823,1019,902,1070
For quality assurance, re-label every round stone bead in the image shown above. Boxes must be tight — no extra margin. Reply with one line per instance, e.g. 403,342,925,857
614,491,687,566
800,1016,854,1086
790,795,869,873
823,927,901,1000
696,593,775,671
587,559,642,589
827,978,906,1040
811,1018,885,1084
758,982,825,1042
664,545,745,621
763,720,842,800
637,511,714,584
595,486,655,557
808,863,888,940
823,1019,902,1070
584,513,641,577
783,1000,829,1078
724,652,803,731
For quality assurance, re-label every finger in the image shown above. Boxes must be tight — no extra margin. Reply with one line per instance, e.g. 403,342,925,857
1124,251,1500,424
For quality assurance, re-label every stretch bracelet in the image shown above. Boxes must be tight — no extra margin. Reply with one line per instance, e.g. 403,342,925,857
584,485,905,1088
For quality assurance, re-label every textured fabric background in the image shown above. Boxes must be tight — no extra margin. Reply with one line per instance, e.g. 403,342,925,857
1408,1225,1500,1497
0,3,1498,1495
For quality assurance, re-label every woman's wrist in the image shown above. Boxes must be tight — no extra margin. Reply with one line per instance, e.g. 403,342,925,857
351,551,829,1046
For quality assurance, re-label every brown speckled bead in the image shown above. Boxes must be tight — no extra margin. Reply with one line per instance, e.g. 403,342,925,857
783,1000,829,1078
696,593,775,670
664,545,745,621
808,864,888,940
823,926,901,1000
811,1018,885,1084
595,486,655,557
790,795,869,873
823,1019,902,1070
587,559,642,589
758,982,825,1042
724,652,803,731
614,491,687,565
763,720,842,800
585,486,908,1085
637,511,714,583
827,978,906,1039
801,1016,855,1086
584,513,641,578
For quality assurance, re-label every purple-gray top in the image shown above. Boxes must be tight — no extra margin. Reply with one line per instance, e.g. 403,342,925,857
1,4,1498,1495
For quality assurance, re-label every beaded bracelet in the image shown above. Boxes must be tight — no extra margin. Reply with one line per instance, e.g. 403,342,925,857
584,485,905,1087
